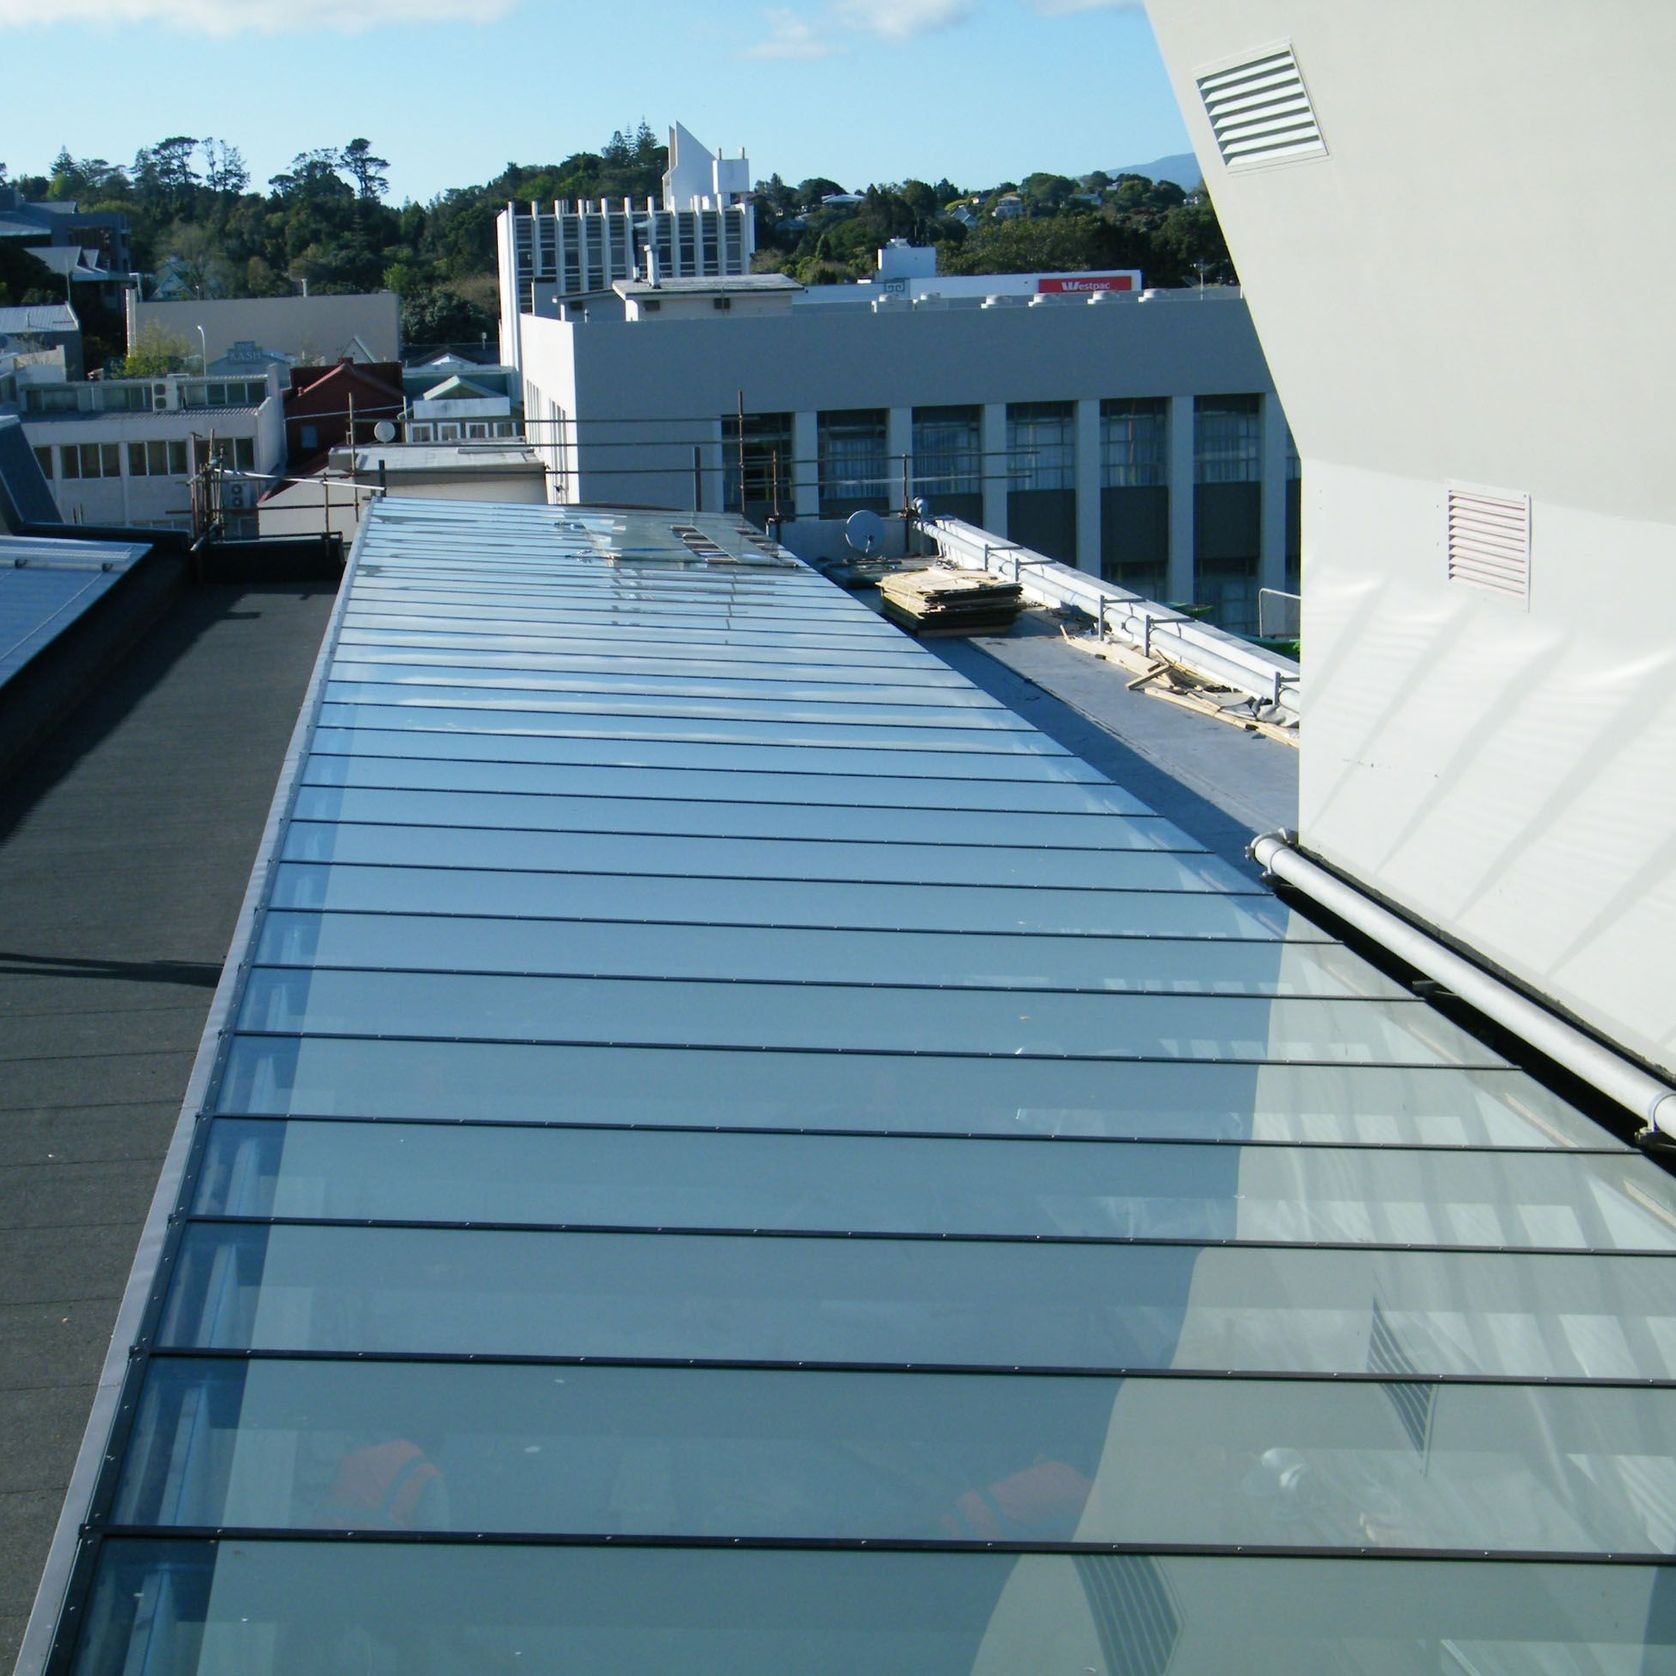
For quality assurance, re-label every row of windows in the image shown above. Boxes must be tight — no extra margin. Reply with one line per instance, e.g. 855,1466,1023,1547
25,380,267,417
405,420,522,444
32,438,255,481
716,398,1286,507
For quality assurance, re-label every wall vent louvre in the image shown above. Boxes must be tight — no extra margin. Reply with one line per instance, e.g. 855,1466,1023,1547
1446,485,1530,604
1197,47,1326,169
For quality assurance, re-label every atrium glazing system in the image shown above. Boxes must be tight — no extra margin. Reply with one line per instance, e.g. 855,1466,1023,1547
33,501,1676,1673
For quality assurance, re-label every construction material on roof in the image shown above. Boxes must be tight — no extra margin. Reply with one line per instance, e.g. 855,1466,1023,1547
878,564,1023,637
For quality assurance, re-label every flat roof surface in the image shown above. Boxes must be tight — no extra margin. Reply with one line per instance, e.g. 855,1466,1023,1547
28,500,1676,1673
0,580,337,1673
614,274,803,297
350,444,542,474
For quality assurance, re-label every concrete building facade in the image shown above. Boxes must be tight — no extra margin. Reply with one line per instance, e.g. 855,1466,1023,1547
125,291,401,368
516,289,1296,631
1146,0,1676,1077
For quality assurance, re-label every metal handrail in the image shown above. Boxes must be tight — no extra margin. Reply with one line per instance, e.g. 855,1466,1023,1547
924,515,1301,724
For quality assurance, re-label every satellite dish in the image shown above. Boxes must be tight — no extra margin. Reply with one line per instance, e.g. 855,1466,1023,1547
373,419,398,443
845,509,888,555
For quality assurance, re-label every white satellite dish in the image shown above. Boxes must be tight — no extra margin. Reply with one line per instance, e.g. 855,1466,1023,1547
845,509,888,555
373,420,398,443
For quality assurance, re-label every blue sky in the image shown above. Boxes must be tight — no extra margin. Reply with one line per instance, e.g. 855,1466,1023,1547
0,0,1194,204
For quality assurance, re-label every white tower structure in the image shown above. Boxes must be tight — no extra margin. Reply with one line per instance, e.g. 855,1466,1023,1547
498,123,755,371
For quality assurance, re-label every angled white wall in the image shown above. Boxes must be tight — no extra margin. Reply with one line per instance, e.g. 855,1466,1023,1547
1145,0,1676,1075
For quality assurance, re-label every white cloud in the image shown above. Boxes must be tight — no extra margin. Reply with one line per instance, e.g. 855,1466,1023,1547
744,6,841,59
1025,0,1142,12
834,0,976,39
0,0,516,33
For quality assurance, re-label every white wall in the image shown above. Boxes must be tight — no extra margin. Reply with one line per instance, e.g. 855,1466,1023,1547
1145,0,1676,1074
518,295,1276,515
24,399,279,529
132,293,400,364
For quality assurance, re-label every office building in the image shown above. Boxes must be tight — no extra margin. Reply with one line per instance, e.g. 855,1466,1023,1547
496,122,755,370
516,278,1298,631
13,367,285,534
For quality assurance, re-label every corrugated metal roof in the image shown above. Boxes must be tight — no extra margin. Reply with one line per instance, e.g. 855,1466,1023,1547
32,499,1676,1674
0,303,79,335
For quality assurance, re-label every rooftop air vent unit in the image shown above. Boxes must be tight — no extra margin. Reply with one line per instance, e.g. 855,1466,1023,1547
1196,45,1326,170
1446,484,1530,605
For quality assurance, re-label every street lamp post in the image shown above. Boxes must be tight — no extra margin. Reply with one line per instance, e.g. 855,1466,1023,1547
195,323,208,378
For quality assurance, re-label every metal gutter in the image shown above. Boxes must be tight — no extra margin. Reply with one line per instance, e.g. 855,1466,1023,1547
1251,831,1676,1140
923,516,1301,724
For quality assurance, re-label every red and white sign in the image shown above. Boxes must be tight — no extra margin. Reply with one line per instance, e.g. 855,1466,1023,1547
1035,273,1138,295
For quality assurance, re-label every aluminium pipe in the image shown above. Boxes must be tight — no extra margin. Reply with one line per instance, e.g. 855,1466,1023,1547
1250,831,1676,1138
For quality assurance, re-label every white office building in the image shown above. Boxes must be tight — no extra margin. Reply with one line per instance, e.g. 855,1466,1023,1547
496,123,755,370
515,278,1297,632
14,368,285,534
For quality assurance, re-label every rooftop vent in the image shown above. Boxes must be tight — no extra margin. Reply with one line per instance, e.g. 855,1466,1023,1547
1196,45,1326,169
1446,484,1530,605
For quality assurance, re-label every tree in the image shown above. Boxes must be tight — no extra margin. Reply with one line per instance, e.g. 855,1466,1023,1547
121,322,193,377
159,221,232,298
341,138,390,201
201,138,249,196
133,136,199,213
269,149,350,202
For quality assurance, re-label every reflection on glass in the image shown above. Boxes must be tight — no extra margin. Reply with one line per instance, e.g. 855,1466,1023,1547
73,1541,1676,1676
299,752,1151,814
284,785,1195,853
325,657,987,703
251,912,1388,998
265,862,1289,937
192,1118,1675,1250
276,823,1252,892
306,725,1109,782
336,626,933,672
213,1034,1604,1147
313,701,1071,757
236,968,1503,1067
319,680,1034,733
156,1224,1676,1378
116,1359,1676,1554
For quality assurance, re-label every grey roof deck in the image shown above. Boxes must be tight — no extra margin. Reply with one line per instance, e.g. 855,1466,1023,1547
0,579,336,1671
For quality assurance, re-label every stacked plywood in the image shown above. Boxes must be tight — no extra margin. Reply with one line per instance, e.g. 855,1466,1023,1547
878,566,1024,637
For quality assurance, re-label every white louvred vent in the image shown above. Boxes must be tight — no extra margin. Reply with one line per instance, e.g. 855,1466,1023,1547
1446,485,1530,604
1196,46,1326,169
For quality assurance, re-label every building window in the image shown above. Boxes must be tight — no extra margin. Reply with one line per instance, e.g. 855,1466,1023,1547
211,437,257,472
1100,398,1165,487
1285,422,1301,481
1008,402,1074,491
723,411,793,512
818,409,888,504
912,406,981,498
32,445,53,479
64,442,120,479
128,440,191,477
1195,394,1261,483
